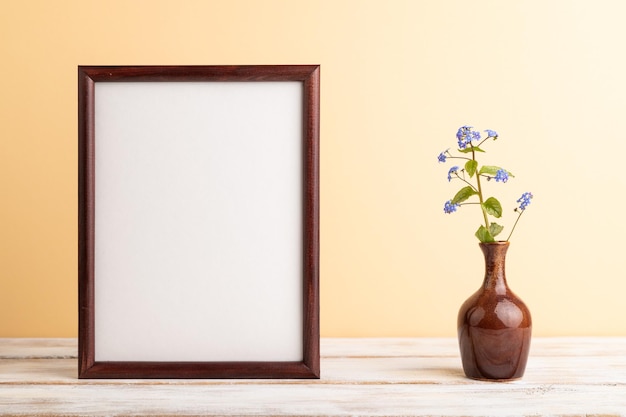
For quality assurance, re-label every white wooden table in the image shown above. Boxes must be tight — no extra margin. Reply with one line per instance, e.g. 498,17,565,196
1,338,625,416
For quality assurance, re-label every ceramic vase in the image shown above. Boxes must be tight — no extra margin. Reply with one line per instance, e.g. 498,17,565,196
457,241,532,380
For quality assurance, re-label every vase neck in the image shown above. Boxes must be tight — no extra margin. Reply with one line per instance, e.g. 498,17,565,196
480,242,509,294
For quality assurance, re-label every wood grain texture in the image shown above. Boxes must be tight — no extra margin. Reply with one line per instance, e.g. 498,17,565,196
78,65,320,82
1,338,625,416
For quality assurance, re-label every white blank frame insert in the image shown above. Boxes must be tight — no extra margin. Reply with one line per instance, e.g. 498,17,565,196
78,65,320,379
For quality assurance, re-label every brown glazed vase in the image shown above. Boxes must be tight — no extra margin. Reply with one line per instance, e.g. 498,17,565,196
457,241,532,381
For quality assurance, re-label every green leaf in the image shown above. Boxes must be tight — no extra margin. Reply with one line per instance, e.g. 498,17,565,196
475,225,495,242
458,147,485,154
482,197,503,218
479,165,515,177
489,222,504,238
451,186,478,205
465,160,478,178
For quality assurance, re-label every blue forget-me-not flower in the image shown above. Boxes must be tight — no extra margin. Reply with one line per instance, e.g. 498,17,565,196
439,125,533,242
494,169,509,183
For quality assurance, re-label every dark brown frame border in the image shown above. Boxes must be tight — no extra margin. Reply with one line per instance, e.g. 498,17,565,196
78,65,320,379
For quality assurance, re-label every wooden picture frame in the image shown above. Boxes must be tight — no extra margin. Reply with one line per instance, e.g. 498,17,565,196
78,65,320,379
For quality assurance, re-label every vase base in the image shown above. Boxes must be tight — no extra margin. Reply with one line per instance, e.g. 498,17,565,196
465,375,523,382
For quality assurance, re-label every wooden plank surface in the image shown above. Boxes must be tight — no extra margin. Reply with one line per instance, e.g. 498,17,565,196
1,338,625,416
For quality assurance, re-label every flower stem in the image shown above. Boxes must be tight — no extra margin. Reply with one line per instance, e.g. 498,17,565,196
506,209,525,241
471,145,490,231
476,137,491,148
455,174,479,192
